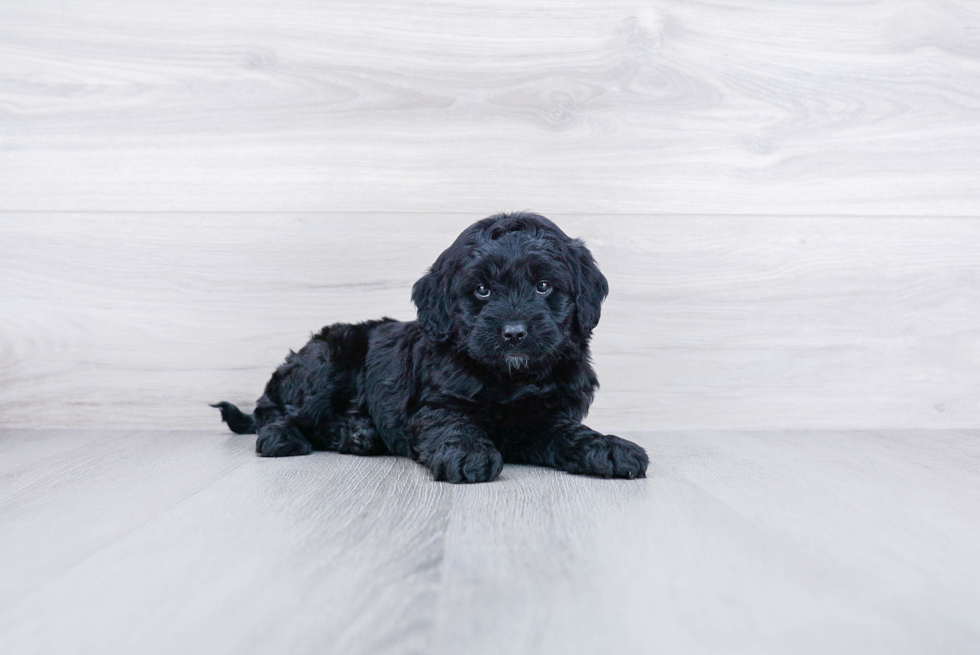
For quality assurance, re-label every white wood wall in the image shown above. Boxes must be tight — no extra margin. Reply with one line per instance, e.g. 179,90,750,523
1,0,979,430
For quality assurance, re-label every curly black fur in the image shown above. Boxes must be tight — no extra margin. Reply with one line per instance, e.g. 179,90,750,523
213,212,648,483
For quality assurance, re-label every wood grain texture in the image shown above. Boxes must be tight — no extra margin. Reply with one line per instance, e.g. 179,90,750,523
2,0,980,214
0,430,254,601
431,429,980,654
0,431,452,655
1,429,978,654
1,213,977,430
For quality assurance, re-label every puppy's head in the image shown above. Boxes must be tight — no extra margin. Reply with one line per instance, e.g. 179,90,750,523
412,212,608,373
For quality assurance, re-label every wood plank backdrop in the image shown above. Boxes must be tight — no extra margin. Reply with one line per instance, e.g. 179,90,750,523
2,0,980,215
1,213,978,430
2,1,980,432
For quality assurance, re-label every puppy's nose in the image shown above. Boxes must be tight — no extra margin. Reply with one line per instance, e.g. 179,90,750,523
502,322,528,344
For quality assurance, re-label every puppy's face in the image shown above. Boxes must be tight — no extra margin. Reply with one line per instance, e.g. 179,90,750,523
412,213,608,375
455,234,574,372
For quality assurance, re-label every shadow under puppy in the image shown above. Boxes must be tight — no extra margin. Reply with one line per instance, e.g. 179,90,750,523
213,212,648,483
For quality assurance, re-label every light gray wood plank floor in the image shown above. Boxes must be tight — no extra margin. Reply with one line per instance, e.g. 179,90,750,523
1,429,978,654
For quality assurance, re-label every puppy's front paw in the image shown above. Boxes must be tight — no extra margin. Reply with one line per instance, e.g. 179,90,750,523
566,435,648,479
423,441,504,484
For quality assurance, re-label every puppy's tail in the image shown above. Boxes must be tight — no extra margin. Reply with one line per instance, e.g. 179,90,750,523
210,402,257,434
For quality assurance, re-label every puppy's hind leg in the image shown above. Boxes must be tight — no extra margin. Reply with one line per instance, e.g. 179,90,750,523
317,410,388,456
256,419,313,457
253,396,313,457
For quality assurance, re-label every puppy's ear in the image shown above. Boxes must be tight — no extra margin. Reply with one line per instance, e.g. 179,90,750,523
412,268,453,342
568,239,609,337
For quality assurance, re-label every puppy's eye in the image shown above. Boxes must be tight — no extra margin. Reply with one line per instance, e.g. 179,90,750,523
535,281,552,295
475,284,492,299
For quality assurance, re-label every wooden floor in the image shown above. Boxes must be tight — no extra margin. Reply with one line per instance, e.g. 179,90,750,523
0,429,978,654
3,0,980,652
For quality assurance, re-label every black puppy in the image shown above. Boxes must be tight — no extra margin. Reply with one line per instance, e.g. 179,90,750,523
212,212,648,483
